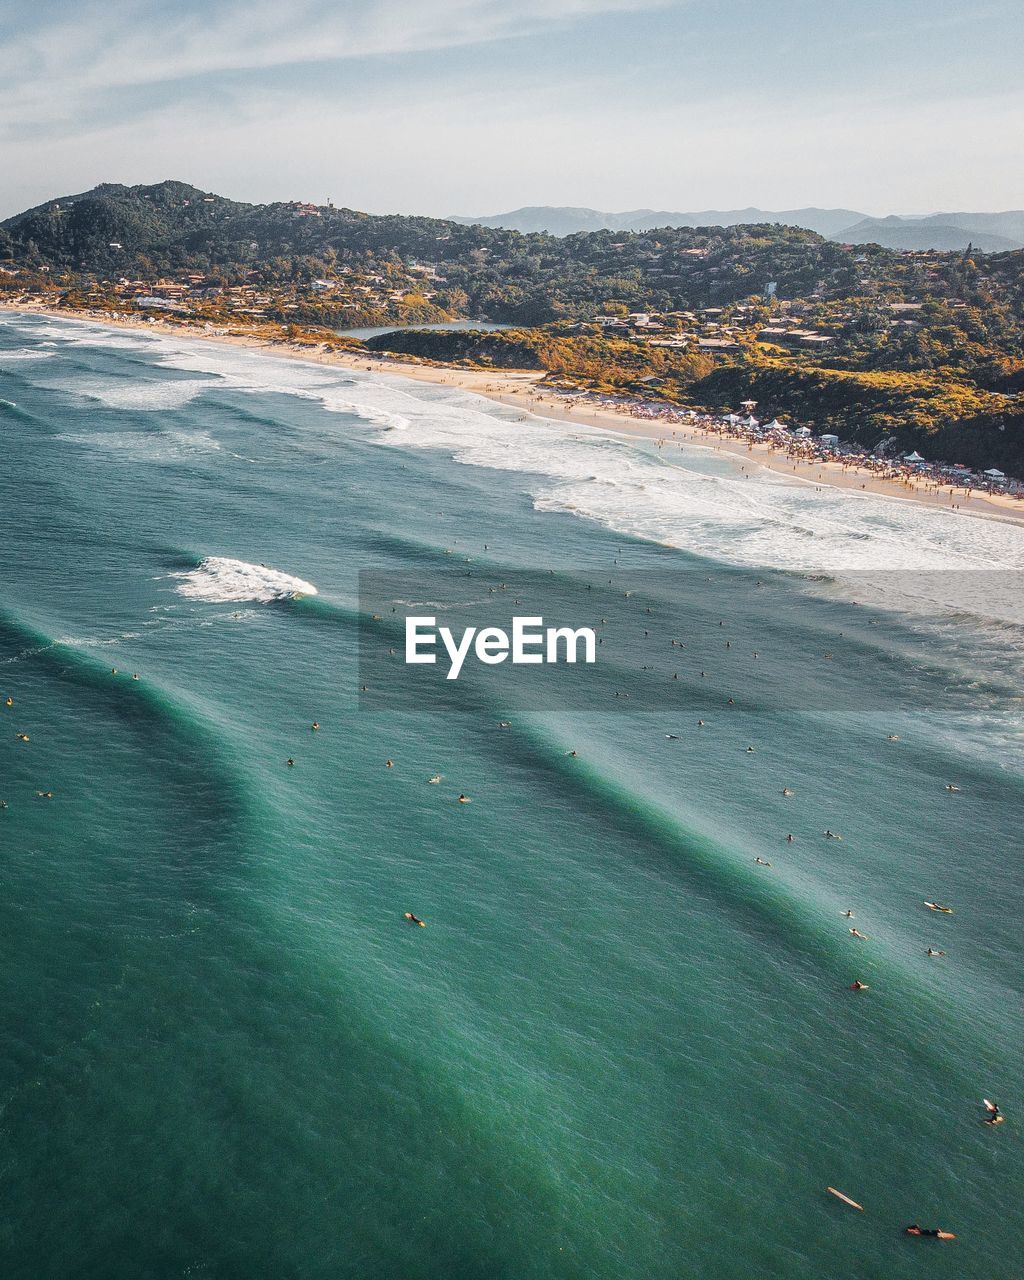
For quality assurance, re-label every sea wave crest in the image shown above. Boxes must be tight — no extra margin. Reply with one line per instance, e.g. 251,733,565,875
172,557,318,603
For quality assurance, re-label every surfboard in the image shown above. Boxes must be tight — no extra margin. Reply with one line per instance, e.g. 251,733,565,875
924,902,953,913
827,1187,864,1211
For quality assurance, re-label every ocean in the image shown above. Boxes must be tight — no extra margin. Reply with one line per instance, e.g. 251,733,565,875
1,312,1022,1279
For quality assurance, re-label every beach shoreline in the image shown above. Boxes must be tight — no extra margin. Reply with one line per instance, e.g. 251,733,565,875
5,302,1024,528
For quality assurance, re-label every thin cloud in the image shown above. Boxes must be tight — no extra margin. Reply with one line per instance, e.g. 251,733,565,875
2,0,670,101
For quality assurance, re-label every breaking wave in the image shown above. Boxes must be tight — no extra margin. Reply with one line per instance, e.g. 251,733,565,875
171,557,319,603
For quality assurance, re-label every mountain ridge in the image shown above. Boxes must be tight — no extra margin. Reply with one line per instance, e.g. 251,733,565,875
452,204,1024,250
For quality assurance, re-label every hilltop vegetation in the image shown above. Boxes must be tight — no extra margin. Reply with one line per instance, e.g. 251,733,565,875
0,179,914,318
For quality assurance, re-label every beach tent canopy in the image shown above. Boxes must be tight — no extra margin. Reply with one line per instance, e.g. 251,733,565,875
765,418,785,430
984,468,1006,477
820,433,840,444
726,413,742,423
903,451,926,462
792,425,812,437
743,415,760,427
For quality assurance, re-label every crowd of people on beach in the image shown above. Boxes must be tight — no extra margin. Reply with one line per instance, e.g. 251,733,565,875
538,384,1023,506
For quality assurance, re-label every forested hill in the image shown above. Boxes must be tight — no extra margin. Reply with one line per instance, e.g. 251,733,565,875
0,178,977,323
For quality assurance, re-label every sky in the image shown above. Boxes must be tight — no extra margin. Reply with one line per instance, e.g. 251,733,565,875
2,0,1023,220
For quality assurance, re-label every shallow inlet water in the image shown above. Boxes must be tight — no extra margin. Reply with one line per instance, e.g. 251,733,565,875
1,312,1022,1279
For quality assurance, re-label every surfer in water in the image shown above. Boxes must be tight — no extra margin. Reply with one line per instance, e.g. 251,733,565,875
984,1101,1004,1124
926,948,946,957
849,927,867,940
905,1225,955,1240
850,980,869,991
404,912,425,927
754,857,772,867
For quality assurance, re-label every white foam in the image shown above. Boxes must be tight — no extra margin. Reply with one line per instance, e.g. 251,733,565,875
55,429,221,460
171,557,318,603
43,376,213,411
0,348,55,361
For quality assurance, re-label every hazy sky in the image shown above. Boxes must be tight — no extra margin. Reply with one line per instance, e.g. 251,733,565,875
3,0,1023,219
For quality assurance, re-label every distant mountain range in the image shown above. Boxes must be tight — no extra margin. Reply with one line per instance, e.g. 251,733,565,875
451,206,1024,251
450,206,863,238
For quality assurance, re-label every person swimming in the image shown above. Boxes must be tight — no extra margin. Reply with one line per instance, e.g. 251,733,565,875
287,758,295,767
404,912,425,927
786,834,795,843
782,787,794,796
311,722,319,731
850,980,868,990
386,759,394,768
754,857,772,867
458,794,471,803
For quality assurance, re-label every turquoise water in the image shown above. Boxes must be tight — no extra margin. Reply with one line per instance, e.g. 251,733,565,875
1,313,1022,1279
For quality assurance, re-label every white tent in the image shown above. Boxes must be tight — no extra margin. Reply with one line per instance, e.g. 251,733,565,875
765,418,786,430
903,451,926,463
984,467,1006,478
743,415,760,428
792,426,812,438
726,413,742,424
820,433,839,445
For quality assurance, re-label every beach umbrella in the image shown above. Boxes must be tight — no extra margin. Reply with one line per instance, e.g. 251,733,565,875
903,451,925,463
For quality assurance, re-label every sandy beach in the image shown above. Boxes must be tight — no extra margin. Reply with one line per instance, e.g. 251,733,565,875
6,303,1024,528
